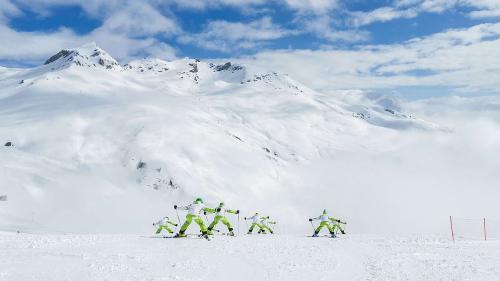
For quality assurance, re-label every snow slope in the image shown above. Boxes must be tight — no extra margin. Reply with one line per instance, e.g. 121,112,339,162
1,232,499,281
0,43,499,236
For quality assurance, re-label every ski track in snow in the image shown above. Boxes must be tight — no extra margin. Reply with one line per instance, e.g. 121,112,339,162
1,232,499,281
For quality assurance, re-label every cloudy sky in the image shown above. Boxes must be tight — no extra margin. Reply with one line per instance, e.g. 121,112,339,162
1,0,500,98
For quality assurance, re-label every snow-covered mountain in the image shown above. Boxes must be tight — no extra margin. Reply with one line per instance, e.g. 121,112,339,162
0,43,457,233
43,42,121,71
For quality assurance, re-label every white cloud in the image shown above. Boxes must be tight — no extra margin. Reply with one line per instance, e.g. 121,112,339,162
164,0,267,10
0,0,21,22
96,2,180,37
416,0,459,13
87,30,178,62
163,0,338,14
464,0,500,18
282,1,367,43
140,42,178,61
461,0,500,12
350,0,459,27
469,9,500,18
297,15,370,43
0,25,83,61
238,22,500,94
349,7,418,27
350,0,500,27
282,0,338,14
178,17,294,53
0,24,177,63
13,0,181,36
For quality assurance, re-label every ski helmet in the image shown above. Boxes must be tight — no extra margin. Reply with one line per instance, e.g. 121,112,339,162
194,197,204,204
323,209,327,215
219,202,225,207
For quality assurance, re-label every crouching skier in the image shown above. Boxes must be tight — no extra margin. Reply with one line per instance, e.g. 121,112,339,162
153,216,178,235
205,202,239,236
309,209,345,238
258,216,276,234
174,198,211,240
244,212,262,234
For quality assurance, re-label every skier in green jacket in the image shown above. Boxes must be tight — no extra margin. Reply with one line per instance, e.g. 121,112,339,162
244,212,262,234
174,197,210,240
153,216,178,235
204,202,239,236
309,209,347,238
331,218,347,235
258,216,276,234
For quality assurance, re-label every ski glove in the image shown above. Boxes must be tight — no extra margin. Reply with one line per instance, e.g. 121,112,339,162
204,211,207,215
236,210,240,214
174,205,177,209
309,219,312,221
216,208,221,212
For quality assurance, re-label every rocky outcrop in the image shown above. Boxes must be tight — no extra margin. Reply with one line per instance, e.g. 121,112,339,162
124,58,170,73
44,50,72,65
210,62,244,73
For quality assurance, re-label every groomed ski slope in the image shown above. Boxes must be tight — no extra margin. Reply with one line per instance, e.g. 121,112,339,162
1,232,500,281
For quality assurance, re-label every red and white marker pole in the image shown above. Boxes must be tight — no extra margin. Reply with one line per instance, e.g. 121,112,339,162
483,218,487,241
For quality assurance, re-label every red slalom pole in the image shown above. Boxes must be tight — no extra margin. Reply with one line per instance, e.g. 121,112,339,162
449,216,455,242
483,218,487,241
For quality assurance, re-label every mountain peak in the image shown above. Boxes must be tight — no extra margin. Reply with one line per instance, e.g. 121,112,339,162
43,43,121,71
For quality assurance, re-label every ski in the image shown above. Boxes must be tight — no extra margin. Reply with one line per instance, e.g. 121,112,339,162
200,234,211,241
306,235,337,238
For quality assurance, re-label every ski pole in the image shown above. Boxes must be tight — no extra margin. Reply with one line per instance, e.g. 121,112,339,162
204,214,219,233
238,213,240,236
175,206,181,226
309,220,316,232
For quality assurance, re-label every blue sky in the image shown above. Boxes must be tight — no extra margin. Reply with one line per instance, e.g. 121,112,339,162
2,0,497,60
1,0,500,97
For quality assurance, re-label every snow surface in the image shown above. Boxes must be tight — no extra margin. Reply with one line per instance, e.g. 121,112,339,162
1,232,500,281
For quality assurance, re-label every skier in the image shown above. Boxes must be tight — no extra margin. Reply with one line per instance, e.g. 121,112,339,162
174,198,210,240
244,212,262,234
309,209,346,238
204,202,239,236
153,216,178,235
258,216,276,234
331,218,347,235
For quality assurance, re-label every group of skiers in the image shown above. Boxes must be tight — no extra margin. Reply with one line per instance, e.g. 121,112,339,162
244,213,276,235
153,197,346,240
